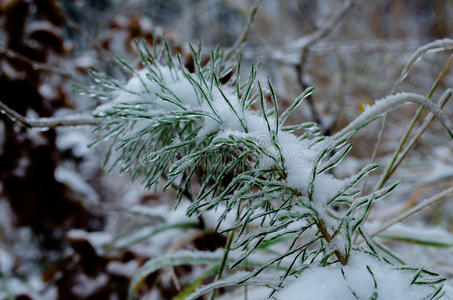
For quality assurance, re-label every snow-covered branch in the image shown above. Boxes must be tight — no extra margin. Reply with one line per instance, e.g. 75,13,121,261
0,99,101,129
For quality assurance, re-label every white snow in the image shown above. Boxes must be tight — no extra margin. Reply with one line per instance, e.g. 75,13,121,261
55,166,100,205
66,229,112,252
0,248,14,273
0,60,26,80
217,286,271,300
39,83,59,100
279,133,317,191
106,260,139,277
56,130,91,157
71,273,108,297
202,203,241,231
275,254,437,300
12,156,30,177
74,53,96,69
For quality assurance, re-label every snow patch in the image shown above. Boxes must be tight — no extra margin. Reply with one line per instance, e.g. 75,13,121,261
72,273,108,297
55,166,100,205
107,260,139,277
276,254,436,300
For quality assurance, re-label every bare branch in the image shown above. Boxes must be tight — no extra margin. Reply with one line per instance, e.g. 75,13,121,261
394,38,453,89
295,48,324,128
294,0,357,130
0,100,101,129
0,43,83,84
289,0,357,50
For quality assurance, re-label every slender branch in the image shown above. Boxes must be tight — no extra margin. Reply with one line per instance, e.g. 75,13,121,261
394,39,453,89
0,100,101,128
370,187,453,238
224,0,262,61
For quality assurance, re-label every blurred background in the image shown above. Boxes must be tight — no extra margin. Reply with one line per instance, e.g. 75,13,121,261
0,0,452,299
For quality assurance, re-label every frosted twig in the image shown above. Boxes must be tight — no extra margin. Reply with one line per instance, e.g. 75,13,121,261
369,45,453,191
331,92,452,142
370,187,453,238
388,89,452,179
0,100,101,128
224,0,262,61
394,38,453,88
376,55,453,190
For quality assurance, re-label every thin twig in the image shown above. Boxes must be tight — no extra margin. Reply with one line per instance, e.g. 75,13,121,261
0,100,101,128
369,187,453,238
224,0,262,61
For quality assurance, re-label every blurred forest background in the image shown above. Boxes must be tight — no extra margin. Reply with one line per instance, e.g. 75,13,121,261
0,0,452,299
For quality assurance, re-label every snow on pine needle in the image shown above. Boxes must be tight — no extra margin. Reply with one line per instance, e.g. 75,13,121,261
87,40,451,299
